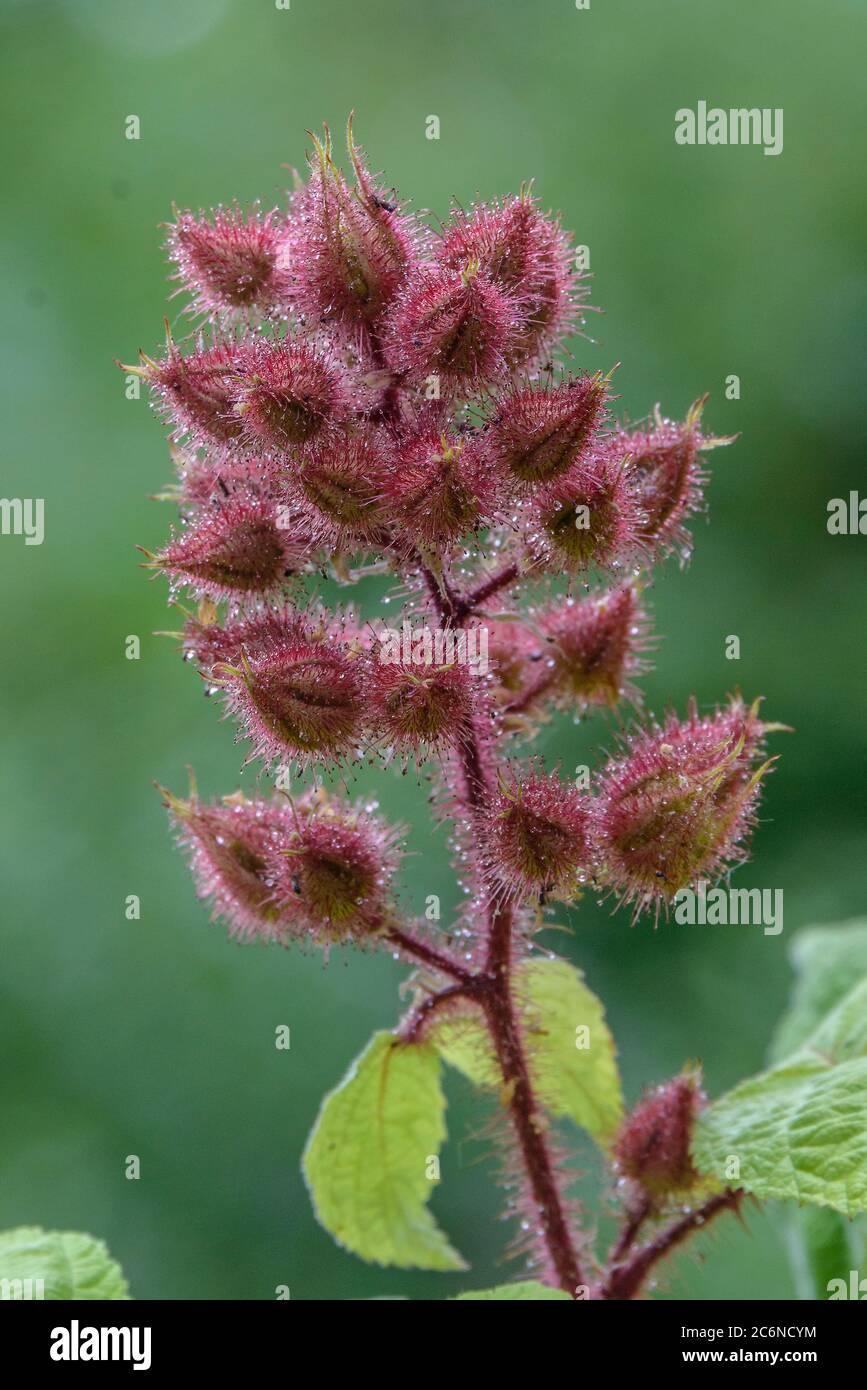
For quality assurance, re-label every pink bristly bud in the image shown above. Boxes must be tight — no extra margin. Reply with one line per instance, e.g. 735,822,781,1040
131,332,248,447
477,375,608,490
612,398,734,563
166,204,289,321
161,783,298,943
145,493,311,602
592,695,777,917
284,428,391,548
383,262,517,397
268,790,402,943
614,1071,705,1201
487,765,591,900
482,618,545,700
437,189,582,367
385,428,499,547
231,337,349,454
368,644,475,760
529,451,647,574
511,583,650,716
215,621,368,769
280,119,418,341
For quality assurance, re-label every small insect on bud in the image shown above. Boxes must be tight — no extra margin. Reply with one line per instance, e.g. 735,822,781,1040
531,451,647,573
161,783,298,943
478,375,608,491
269,791,401,944
368,649,475,760
614,1071,705,1201
217,627,368,770
126,330,248,447
612,398,735,563
437,189,582,367
145,493,311,602
539,583,651,713
592,695,778,918
280,118,418,339
166,204,289,321
231,338,349,454
383,262,517,397
286,429,391,547
386,429,499,547
487,766,591,900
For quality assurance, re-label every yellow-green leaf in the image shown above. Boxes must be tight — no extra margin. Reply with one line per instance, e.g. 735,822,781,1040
432,958,622,1145
302,1031,466,1271
454,1280,572,1300
0,1227,130,1300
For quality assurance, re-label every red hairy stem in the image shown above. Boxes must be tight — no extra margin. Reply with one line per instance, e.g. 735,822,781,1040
386,923,476,986
458,560,520,618
400,983,478,1045
437,606,585,1294
596,1189,744,1301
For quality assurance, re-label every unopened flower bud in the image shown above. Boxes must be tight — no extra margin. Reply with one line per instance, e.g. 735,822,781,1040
612,398,734,562
269,791,401,942
386,429,499,547
479,375,607,489
166,204,289,320
231,338,349,454
531,452,646,573
614,1071,704,1200
146,493,310,601
384,263,516,396
369,650,474,759
280,118,418,338
488,766,591,899
129,331,248,446
162,783,297,943
218,629,367,769
539,583,650,712
438,190,582,366
287,429,390,546
592,695,777,915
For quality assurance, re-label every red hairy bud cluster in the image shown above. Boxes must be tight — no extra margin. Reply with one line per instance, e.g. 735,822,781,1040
614,1071,705,1200
164,783,400,947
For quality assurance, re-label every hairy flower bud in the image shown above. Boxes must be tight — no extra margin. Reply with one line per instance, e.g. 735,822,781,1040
280,119,418,340
286,428,390,547
368,647,475,759
217,626,367,769
438,190,581,366
132,332,248,447
383,263,516,396
166,204,289,320
385,428,498,547
592,695,777,916
479,375,608,490
146,493,310,601
508,586,650,717
488,766,591,899
231,338,349,454
162,783,298,943
614,1071,704,1200
268,790,401,942
530,452,646,573
612,399,733,563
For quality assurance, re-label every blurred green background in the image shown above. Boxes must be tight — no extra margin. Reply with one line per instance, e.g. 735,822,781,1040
1,0,865,1301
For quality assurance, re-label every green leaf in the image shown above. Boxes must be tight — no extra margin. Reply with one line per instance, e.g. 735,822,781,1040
784,1206,864,1300
302,1031,466,1271
453,1280,573,1301
770,918,867,1062
694,978,867,1215
432,958,622,1145
0,1227,130,1300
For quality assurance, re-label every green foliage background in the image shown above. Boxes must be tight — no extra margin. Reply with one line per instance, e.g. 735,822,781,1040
1,0,865,1300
